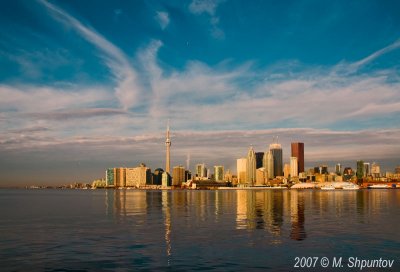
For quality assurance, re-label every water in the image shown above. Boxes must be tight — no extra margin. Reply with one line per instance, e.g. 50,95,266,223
0,189,399,271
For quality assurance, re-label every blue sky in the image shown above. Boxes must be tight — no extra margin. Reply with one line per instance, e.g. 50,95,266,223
1,0,400,185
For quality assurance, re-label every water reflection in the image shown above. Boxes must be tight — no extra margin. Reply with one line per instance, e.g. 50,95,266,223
290,191,306,241
104,189,396,250
162,191,171,260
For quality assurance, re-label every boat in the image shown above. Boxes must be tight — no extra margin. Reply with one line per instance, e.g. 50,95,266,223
320,184,335,190
342,184,360,190
367,184,390,189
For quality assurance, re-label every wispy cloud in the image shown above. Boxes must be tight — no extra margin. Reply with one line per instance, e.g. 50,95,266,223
134,39,400,130
189,0,225,39
39,0,143,110
155,11,170,30
351,39,400,71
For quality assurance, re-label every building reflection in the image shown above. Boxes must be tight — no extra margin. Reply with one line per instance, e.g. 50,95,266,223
290,191,306,241
235,190,306,241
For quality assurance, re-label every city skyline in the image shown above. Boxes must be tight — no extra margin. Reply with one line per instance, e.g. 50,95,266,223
1,0,400,185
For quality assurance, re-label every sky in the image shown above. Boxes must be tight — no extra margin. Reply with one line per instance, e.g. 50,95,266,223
1,0,400,185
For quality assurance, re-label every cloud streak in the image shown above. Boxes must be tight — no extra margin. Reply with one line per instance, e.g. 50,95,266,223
39,0,143,110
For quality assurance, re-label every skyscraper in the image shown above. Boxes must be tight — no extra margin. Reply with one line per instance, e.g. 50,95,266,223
237,158,247,184
172,165,185,186
363,162,370,177
335,163,342,176
165,121,171,174
255,152,264,169
291,142,304,174
196,163,206,178
214,165,224,181
246,146,256,185
270,142,283,177
290,157,298,177
356,160,364,180
263,150,274,179
371,162,381,178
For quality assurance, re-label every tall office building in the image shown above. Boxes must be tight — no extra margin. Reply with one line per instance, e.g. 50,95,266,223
126,163,152,187
270,142,283,177
196,163,207,178
335,163,342,176
172,165,185,186
363,162,370,177
237,158,247,184
356,160,364,180
291,142,304,173
371,162,381,178
106,168,115,187
290,157,298,177
153,168,164,185
115,167,126,187
256,168,266,185
255,152,264,169
165,121,171,174
263,150,274,179
246,146,256,185
284,163,290,178
214,165,224,181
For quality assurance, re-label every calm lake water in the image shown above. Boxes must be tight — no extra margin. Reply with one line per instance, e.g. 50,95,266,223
0,189,399,271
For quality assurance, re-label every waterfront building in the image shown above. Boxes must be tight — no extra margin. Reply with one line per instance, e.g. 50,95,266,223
214,165,224,181
314,165,328,175
255,152,264,169
335,163,342,176
115,167,126,187
162,172,171,187
237,158,247,184
270,142,283,177
126,163,152,187
172,165,185,186
165,121,171,174
356,160,364,180
196,163,207,178
363,162,370,177
291,142,304,173
106,168,115,187
153,168,164,185
263,150,274,179
343,167,354,181
256,168,266,185
224,169,233,183
246,146,256,185
283,163,290,179
371,162,381,178
290,157,298,177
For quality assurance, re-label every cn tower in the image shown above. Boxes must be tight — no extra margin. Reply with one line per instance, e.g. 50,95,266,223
165,121,171,174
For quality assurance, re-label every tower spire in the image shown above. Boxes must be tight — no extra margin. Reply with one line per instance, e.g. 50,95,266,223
165,120,171,174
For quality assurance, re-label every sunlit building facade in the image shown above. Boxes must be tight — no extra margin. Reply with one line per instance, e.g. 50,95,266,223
126,164,152,187
172,165,185,186
291,142,304,173
115,167,126,187
263,150,274,179
270,143,283,177
290,156,298,177
246,146,256,185
214,165,224,181
237,158,247,184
